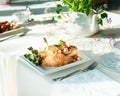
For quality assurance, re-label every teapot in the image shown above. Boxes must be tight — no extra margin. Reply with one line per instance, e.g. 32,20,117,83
65,12,99,37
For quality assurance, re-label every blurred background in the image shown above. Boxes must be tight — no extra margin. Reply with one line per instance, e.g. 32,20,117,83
0,0,120,16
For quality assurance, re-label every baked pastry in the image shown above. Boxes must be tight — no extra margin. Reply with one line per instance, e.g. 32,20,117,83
39,45,60,57
42,53,73,67
38,44,82,67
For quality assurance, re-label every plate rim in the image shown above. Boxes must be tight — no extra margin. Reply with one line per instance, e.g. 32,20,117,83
0,27,28,39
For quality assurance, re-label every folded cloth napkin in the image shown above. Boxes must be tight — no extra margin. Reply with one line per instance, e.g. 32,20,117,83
50,69,120,96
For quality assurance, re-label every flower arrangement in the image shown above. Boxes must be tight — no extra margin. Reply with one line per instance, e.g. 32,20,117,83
54,0,108,25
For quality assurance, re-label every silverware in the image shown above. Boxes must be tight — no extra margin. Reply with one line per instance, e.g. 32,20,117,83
53,62,97,81
43,37,49,46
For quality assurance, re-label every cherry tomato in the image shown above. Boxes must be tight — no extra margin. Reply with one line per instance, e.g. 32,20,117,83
1,24,7,30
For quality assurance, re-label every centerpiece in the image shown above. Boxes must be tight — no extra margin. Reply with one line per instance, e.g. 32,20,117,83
54,0,108,37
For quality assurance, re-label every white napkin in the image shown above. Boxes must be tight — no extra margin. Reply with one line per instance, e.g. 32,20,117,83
50,69,120,96
0,55,18,96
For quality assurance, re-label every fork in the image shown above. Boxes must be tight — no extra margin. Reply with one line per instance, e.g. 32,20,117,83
53,62,97,81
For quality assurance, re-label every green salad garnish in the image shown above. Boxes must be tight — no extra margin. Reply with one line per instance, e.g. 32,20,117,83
24,47,42,66
54,40,66,47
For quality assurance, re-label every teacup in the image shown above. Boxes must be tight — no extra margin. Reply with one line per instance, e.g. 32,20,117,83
12,11,31,24
110,39,120,60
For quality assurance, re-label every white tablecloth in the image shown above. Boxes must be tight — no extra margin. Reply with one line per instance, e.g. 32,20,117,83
51,69,120,96
0,11,120,96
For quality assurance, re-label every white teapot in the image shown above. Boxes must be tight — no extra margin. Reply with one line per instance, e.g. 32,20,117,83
65,12,99,37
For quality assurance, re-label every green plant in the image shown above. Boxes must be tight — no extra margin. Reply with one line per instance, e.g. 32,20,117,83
55,0,108,25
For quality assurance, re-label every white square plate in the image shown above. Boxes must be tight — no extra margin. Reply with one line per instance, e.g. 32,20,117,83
20,51,92,75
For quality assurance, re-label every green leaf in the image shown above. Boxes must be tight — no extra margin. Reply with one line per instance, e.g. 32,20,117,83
32,49,38,55
55,4,62,14
29,54,35,61
58,40,66,46
97,18,103,25
34,57,39,64
51,16,55,22
84,8,90,16
28,47,33,51
57,15,62,19
101,12,108,19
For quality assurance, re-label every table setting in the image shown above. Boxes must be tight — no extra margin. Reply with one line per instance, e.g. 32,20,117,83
0,2,120,96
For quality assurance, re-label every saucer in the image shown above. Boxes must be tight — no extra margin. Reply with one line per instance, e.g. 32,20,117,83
99,52,120,72
11,18,34,25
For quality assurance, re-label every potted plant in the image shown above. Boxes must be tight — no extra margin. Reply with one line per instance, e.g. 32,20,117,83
54,0,108,37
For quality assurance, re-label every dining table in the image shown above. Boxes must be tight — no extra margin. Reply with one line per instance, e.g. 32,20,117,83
0,7,120,96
